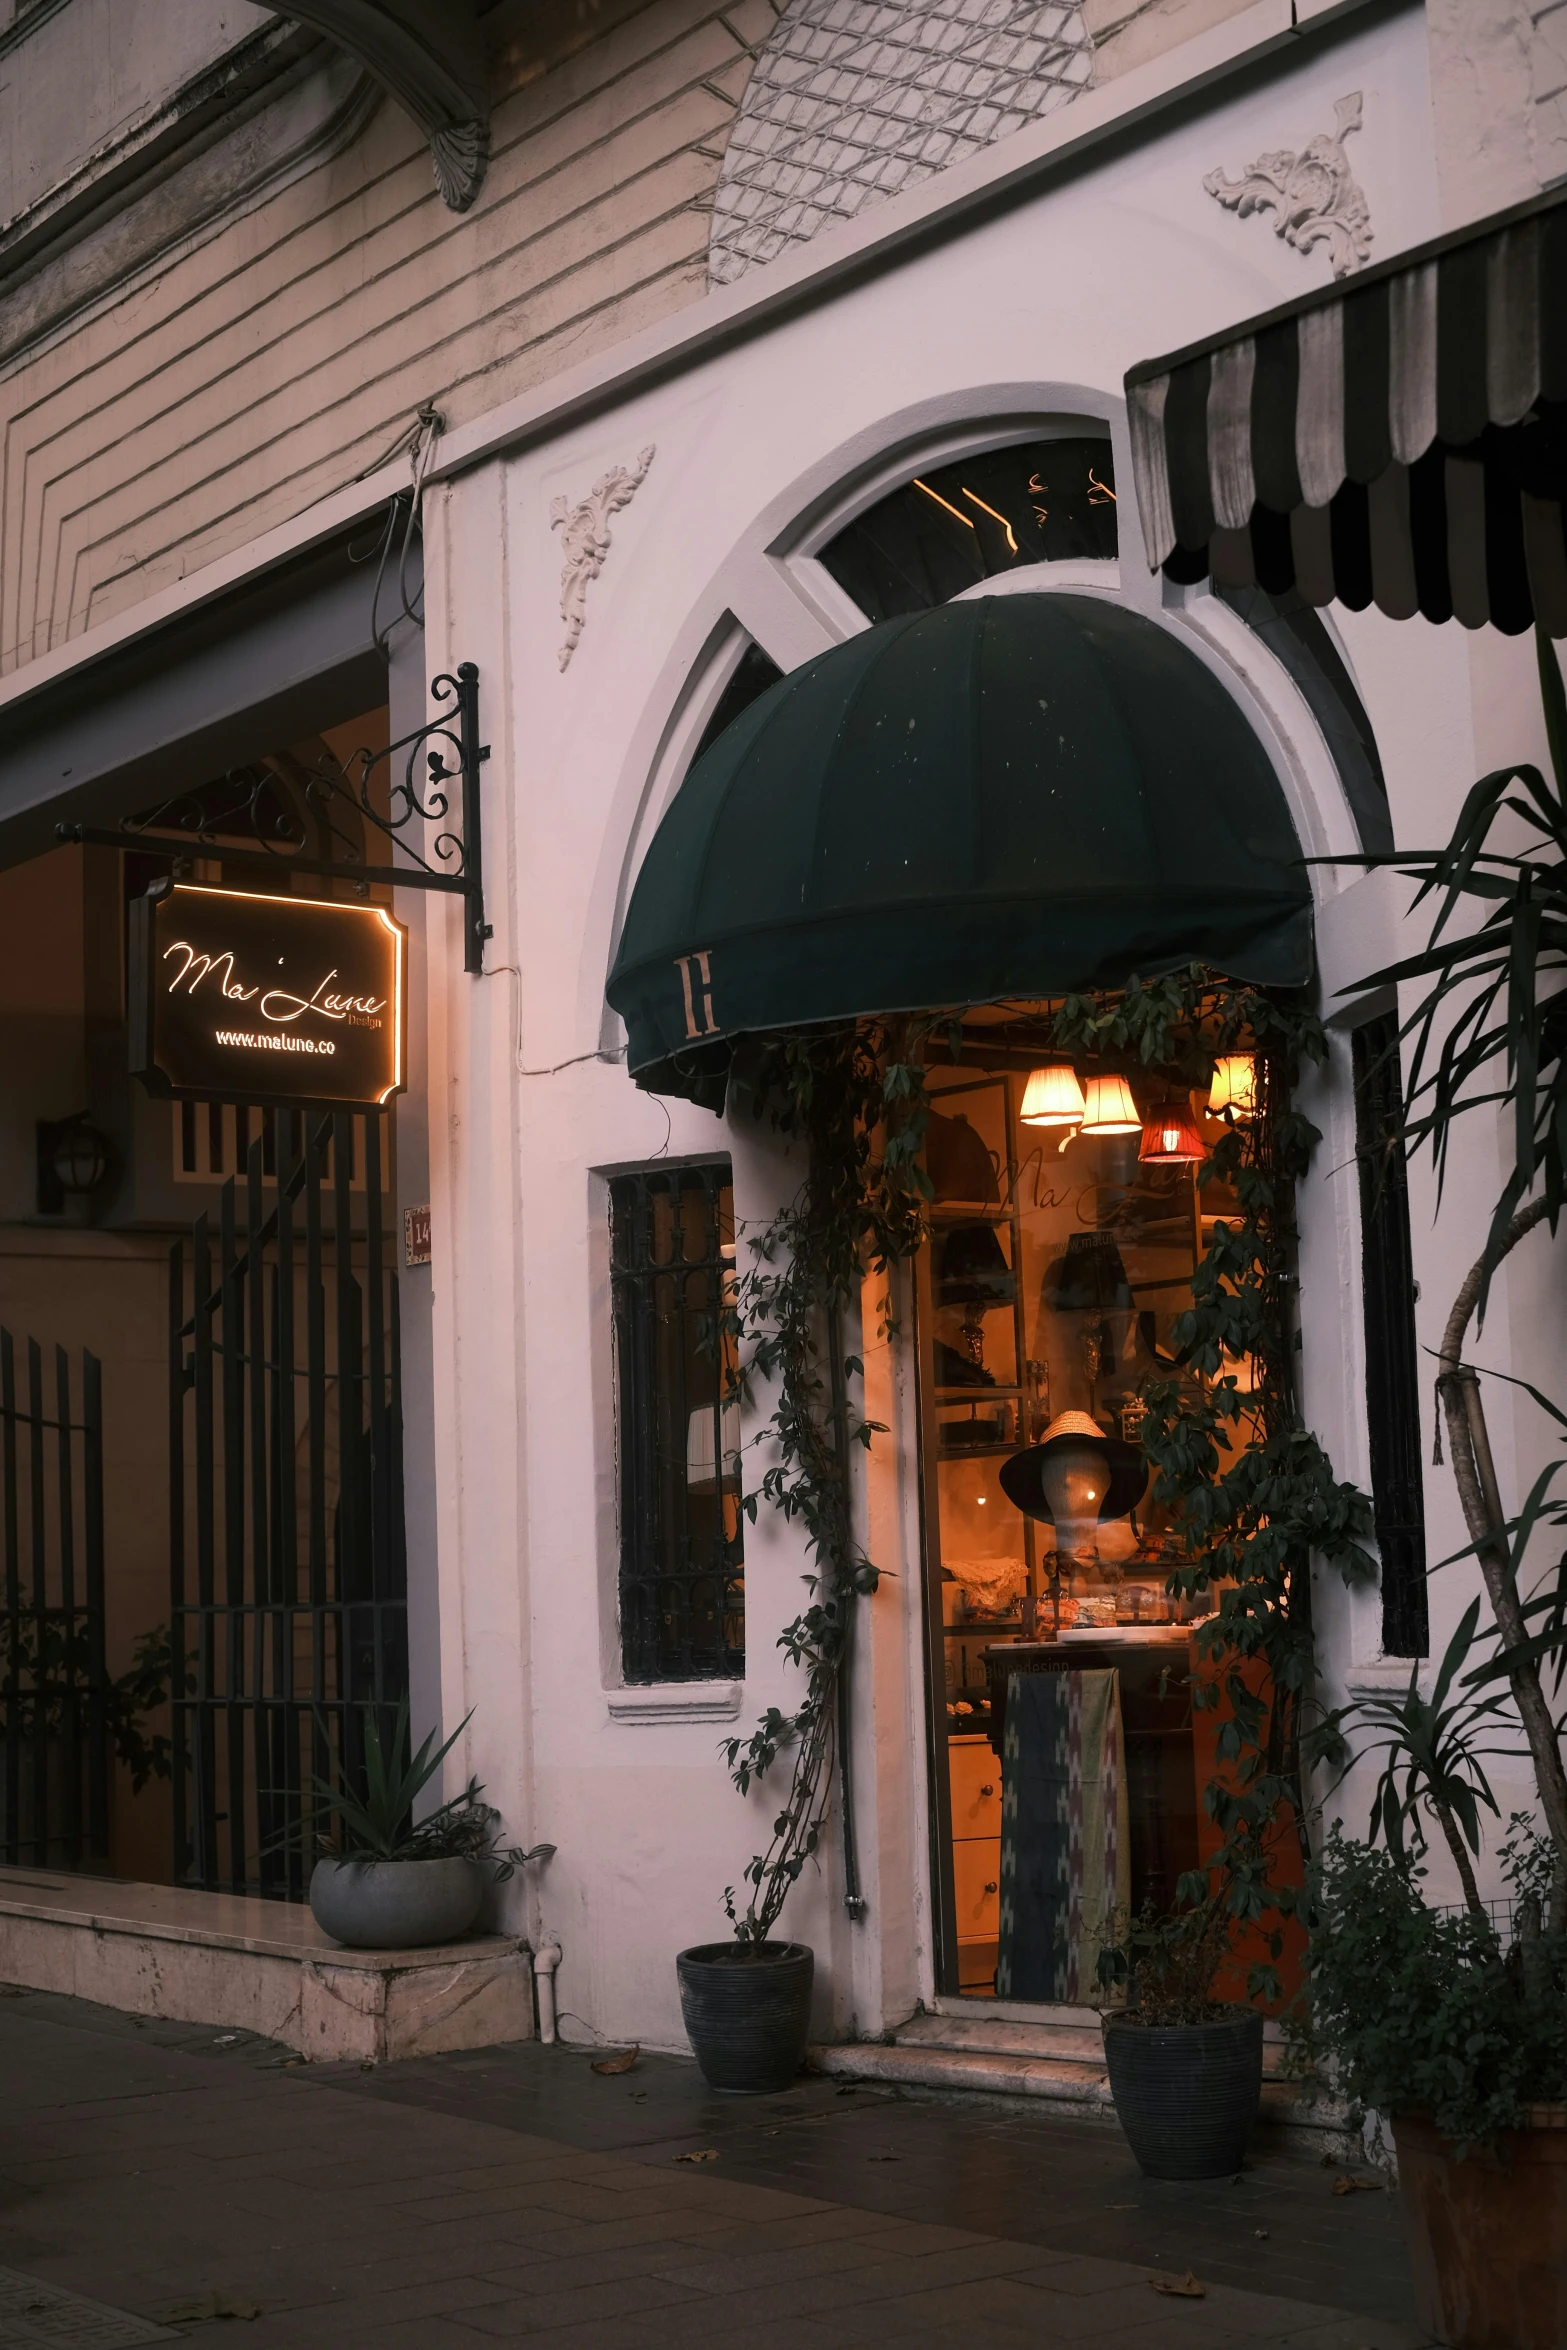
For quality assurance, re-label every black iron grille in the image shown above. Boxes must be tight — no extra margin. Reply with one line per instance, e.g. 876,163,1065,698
1353,1016,1429,1657
170,1110,408,1896
609,1164,744,1682
0,1334,107,1869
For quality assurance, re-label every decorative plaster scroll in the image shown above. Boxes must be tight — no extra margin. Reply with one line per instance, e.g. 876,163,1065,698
1203,92,1372,279
549,447,655,672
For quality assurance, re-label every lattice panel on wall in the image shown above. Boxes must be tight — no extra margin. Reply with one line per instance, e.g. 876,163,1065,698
709,0,1094,287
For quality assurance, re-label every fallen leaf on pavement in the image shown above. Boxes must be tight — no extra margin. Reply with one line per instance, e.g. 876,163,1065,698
1332,2175,1383,2195
160,2292,260,2323
1150,2273,1206,2298
868,2154,899,2163
675,2149,719,2163
591,2046,640,2075
1254,2228,1270,2240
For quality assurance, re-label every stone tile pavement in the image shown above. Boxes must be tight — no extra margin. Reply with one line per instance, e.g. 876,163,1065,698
0,1987,1433,2347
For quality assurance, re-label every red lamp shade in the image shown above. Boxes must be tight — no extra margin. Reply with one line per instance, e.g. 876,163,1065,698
1138,1103,1205,1164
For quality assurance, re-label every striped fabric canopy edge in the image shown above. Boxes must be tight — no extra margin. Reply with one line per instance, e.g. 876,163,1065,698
1124,185,1567,636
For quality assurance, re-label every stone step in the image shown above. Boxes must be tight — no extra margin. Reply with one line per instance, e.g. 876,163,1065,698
892,2009,1291,2076
809,2038,1114,2108
806,2028,1347,2149
893,2012,1106,2062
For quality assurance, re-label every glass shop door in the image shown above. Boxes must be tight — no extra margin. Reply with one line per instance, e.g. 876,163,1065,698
916,1054,1232,2003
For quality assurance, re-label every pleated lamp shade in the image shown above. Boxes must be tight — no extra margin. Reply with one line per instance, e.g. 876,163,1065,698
1208,1053,1257,1119
1020,1063,1086,1128
687,1400,742,1491
1080,1073,1140,1135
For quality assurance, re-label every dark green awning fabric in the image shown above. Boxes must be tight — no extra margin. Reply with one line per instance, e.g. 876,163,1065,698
607,594,1313,1102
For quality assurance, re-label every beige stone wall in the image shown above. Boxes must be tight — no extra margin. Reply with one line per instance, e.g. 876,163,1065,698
0,0,786,675
1,0,1275,678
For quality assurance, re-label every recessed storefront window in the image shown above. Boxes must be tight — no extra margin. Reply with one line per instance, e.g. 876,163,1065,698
609,1163,744,1682
819,436,1117,623
921,1055,1249,1999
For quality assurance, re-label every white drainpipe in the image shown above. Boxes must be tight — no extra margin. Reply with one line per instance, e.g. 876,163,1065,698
532,1940,563,2044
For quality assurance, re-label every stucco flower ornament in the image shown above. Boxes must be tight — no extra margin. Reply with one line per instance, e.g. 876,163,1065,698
549,446,655,670
1204,92,1372,279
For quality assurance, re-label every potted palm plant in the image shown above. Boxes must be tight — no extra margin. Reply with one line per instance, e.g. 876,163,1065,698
1098,1897,1265,2179
308,1698,533,1951
1302,629,1567,2350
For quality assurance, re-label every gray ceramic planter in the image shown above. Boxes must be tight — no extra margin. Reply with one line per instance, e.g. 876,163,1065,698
676,1941,814,2094
309,1856,484,1950
1102,2006,1264,2180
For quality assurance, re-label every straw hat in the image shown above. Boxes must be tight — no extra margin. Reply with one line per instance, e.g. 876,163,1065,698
998,1409,1148,1524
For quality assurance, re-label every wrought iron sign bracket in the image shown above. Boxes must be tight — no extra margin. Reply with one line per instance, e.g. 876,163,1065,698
59,662,491,975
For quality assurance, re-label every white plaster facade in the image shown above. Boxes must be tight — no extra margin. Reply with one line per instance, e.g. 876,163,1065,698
1,0,1565,2058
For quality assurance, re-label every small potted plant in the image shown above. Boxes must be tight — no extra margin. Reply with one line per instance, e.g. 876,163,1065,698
1098,1896,1265,2179
307,1698,526,1951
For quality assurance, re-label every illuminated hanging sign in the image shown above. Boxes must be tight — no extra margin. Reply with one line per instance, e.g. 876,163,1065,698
130,883,406,1110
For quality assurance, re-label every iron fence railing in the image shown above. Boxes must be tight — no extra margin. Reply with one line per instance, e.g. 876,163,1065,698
170,1109,408,1898
0,1331,107,1869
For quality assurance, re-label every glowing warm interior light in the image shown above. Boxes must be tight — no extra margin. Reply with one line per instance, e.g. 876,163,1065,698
913,478,975,529
1138,1103,1205,1164
1020,1064,1086,1128
960,486,1020,554
1208,1054,1258,1120
1080,1074,1140,1135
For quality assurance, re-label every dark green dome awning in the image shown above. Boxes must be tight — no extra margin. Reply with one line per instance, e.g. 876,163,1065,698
607,593,1313,1102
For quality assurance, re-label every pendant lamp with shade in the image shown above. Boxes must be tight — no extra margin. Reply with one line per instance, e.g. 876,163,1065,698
1208,1054,1257,1120
1020,1063,1086,1130
1080,1073,1140,1135
1138,1099,1205,1164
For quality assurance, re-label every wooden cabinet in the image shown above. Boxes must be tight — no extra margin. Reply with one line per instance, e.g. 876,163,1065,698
948,1733,1001,1991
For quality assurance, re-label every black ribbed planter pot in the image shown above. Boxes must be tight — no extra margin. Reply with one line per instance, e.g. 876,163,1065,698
676,1942,814,2094
1103,2007,1264,2179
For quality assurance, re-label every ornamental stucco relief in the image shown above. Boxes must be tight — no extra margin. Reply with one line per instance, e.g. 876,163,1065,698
708,0,1094,288
1203,92,1373,279
549,447,656,671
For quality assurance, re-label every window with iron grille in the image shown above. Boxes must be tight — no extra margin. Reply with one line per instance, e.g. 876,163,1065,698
609,1164,744,1681
1353,1016,1429,1657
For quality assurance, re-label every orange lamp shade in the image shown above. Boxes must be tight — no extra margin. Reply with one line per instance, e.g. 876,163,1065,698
1020,1063,1086,1128
1138,1103,1205,1164
1080,1073,1140,1135
1208,1053,1258,1120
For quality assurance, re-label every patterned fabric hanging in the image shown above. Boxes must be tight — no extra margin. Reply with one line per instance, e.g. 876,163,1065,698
997,1665,1130,2003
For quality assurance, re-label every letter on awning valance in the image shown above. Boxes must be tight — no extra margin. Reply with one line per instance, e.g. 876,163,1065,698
1125,187,1567,634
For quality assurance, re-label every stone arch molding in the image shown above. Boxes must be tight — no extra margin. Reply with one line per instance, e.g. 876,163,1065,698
708,0,1095,288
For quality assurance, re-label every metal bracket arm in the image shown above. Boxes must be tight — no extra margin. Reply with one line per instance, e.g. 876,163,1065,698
57,662,491,975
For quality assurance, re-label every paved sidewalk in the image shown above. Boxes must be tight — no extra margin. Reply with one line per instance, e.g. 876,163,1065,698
0,1987,1431,2348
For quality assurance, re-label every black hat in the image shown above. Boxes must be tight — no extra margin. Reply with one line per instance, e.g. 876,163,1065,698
936,1220,1016,1308
1041,1231,1133,1315
925,1110,998,1205
999,1411,1148,1525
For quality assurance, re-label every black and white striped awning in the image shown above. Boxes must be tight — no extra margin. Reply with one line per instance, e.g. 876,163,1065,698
1125,187,1567,635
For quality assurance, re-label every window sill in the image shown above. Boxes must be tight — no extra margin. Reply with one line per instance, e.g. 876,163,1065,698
605,1683,744,1725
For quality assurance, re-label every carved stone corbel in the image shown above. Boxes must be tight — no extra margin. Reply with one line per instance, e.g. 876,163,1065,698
1204,92,1372,278
550,449,656,672
281,1,491,212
